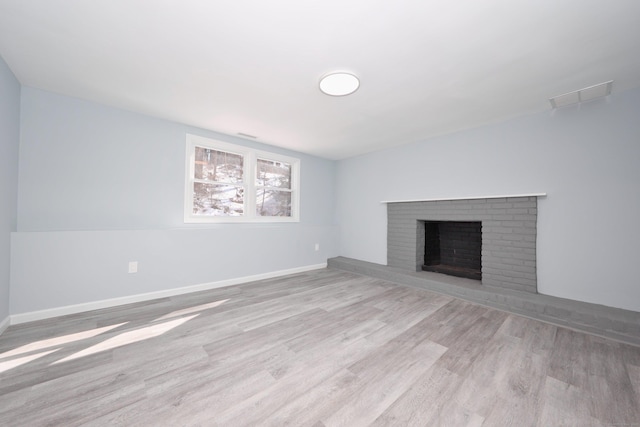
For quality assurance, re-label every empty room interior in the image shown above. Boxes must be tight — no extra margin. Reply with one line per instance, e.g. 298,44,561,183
1,1,640,425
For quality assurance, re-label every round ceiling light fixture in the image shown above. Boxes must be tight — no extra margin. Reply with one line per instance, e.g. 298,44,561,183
319,72,360,96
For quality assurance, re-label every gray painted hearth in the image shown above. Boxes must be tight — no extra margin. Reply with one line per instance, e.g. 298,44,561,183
327,257,640,346
328,195,640,346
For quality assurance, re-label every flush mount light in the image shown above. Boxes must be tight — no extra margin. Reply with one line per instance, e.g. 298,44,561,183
549,80,613,109
319,72,360,96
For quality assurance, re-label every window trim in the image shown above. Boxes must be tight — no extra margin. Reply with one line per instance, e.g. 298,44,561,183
184,134,300,223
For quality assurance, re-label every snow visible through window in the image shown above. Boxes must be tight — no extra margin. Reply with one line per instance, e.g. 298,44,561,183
256,158,292,217
185,134,300,223
193,147,245,216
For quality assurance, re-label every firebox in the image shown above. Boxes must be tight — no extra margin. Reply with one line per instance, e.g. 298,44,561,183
422,221,482,280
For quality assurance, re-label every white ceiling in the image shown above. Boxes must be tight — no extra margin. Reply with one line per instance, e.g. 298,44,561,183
1,0,640,159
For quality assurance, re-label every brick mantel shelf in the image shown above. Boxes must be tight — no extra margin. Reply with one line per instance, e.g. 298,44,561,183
381,193,547,204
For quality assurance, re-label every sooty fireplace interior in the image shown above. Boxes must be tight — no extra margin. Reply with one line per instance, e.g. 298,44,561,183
422,221,482,280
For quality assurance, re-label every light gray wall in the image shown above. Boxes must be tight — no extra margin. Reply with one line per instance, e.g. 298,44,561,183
18,88,335,230
336,87,640,312
0,56,20,324
11,87,337,315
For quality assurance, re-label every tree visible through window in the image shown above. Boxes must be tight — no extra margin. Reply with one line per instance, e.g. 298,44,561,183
256,158,292,217
193,147,245,216
185,134,300,223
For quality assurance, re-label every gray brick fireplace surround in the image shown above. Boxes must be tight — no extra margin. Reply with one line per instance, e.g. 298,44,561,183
387,196,538,293
328,194,640,346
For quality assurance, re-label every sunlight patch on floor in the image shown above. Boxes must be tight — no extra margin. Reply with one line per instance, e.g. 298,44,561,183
155,299,229,321
53,314,199,364
0,298,229,373
0,323,127,359
0,349,60,374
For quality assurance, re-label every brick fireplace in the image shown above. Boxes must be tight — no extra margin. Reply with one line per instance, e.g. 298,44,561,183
387,195,540,294
330,193,639,345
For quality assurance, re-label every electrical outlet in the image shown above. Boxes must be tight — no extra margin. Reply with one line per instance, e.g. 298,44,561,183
315,243,320,251
128,261,138,274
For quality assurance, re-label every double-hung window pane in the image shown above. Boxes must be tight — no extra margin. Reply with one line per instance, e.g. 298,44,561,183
193,147,245,216
255,158,292,217
185,134,299,222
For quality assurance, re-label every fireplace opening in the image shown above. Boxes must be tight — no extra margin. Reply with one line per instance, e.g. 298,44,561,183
422,221,482,280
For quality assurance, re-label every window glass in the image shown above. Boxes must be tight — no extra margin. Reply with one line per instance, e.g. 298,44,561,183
256,158,291,189
185,134,299,223
256,189,291,217
194,147,243,183
193,183,244,216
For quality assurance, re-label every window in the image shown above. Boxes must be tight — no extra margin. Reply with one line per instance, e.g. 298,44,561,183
185,134,300,223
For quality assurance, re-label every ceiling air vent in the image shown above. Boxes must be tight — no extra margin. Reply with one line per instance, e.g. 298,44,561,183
237,132,258,139
549,80,613,109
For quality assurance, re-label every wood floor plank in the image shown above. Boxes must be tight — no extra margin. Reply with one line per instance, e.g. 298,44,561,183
372,365,482,427
323,338,448,426
538,376,605,427
212,349,357,426
584,337,640,425
265,318,387,381
262,369,362,426
0,268,638,426
628,363,640,397
547,328,592,388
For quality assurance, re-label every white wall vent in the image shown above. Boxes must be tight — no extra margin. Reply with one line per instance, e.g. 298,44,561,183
549,80,613,108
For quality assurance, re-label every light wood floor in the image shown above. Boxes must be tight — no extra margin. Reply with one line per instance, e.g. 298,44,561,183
1,268,639,426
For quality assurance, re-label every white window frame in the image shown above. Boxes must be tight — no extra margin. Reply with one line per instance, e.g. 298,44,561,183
184,134,300,223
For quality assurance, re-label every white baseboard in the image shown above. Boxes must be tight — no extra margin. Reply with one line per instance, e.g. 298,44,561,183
0,315,9,336
10,263,327,325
